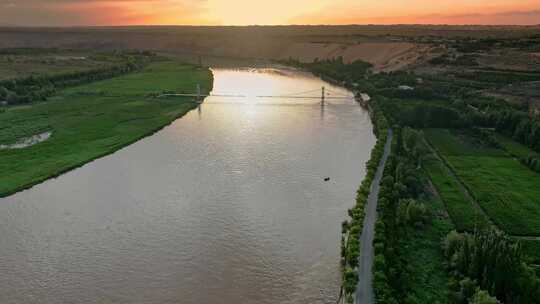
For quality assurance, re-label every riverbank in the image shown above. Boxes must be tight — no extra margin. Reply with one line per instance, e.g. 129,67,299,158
0,61,213,197
292,59,389,304
356,129,393,304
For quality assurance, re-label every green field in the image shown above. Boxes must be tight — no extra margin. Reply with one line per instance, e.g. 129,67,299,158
425,129,540,236
424,157,490,232
0,61,212,197
424,129,506,157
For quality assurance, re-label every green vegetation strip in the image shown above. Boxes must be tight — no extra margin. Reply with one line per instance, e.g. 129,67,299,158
516,238,540,264
495,133,540,174
401,195,453,304
0,61,212,197
424,158,489,232
495,133,539,159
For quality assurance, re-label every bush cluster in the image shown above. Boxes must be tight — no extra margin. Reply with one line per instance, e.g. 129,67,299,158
521,155,540,173
443,229,540,304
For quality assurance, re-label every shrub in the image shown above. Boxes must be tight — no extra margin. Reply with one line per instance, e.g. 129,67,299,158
470,289,500,304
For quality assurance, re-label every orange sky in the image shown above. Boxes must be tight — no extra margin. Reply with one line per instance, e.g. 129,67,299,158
0,0,539,26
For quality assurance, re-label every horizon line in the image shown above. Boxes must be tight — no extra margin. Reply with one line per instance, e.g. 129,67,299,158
1,23,539,29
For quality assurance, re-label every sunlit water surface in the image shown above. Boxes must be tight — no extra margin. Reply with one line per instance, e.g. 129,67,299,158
0,68,375,304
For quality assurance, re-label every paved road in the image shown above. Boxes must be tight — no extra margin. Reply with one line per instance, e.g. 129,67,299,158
355,129,393,304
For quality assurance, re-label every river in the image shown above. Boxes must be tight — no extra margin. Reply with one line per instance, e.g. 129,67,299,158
0,68,375,304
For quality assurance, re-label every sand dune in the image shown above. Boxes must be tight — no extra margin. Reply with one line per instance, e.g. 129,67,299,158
278,42,431,71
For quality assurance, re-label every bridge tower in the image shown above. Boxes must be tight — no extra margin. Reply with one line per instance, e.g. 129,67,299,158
321,86,325,106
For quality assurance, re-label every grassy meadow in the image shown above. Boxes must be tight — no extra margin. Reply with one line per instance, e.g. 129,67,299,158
495,133,539,159
0,61,212,197
425,129,540,236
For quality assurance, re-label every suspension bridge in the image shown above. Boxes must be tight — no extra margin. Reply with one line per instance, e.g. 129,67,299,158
158,85,356,106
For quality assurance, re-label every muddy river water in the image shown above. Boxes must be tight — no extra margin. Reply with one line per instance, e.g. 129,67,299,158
0,68,375,304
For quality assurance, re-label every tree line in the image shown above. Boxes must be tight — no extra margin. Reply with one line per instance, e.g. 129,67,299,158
484,110,540,152
372,126,427,304
339,98,390,304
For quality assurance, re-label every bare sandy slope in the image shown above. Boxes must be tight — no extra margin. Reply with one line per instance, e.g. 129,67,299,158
0,29,431,71
0,27,431,71
278,42,432,71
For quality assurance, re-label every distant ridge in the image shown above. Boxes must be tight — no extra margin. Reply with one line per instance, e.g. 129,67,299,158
0,24,538,72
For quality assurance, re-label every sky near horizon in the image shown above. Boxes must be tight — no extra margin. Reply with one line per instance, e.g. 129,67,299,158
0,0,539,26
